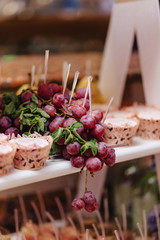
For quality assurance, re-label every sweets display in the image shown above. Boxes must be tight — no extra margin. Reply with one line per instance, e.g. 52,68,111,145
0,143,16,176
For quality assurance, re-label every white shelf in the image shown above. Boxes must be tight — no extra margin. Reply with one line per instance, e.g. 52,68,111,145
0,137,160,192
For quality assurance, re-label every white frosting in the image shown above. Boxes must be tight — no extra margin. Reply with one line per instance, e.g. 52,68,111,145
0,134,8,142
0,144,12,154
104,118,137,127
13,138,49,148
138,110,160,120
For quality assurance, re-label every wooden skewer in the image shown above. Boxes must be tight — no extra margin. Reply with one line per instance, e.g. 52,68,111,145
31,201,43,229
37,191,46,222
96,210,105,239
92,224,100,240
35,65,42,87
62,61,68,87
63,63,71,96
121,203,127,233
69,71,79,104
44,50,49,84
88,76,93,115
67,216,80,240
86,229,89,240
102,96,114,124
55,197,66,225
46,211,59,240
137,222,145,240
19,196,27,225
83,80,89,108
14,209,19,240
142,209,147,240
31,65,35,89
114,217,125,240
114,230,120,240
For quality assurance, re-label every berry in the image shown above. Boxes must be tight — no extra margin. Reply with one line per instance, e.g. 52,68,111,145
62,147,71,160
70,156,85,168
52,93,65,108
56,146,63,154
14,117,20,129
72,198,85,211
71,99,90,111
38,83,53,99
0,99,3,109
66,141,81,155
21,90,32,102
90,110,103,123
0,116,12,131
63,118,76,128
44,105,56,118
86,157,103,172
38,99,42,108
76,125,84,136
49,117,64,133
97,142,108,159
103,148,116,167
83,191,96,205
57,137,65,146
80,115,96,129
91,124,104,139
84,149,93,157
85,201,99,213
5,127,19,137
71,105,86,119
49,83,60,94
74,88,89,99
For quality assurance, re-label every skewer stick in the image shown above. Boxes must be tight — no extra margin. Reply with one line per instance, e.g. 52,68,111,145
83,81,89,108
62,61,68,87
31,201,43,229
104,197,109,222
19,196,27,225
30,220,37,240
137,222,145,240
96,210,105,239
142,209,147,240
46,211,59,240
121,203,127,233
37,191,46,222
55,197,66,225
14,209,19,240
76,211,85,233
68,216,80,240
88,76,93,115
63,63,71,96
114,230,120,240
154,205,160,240
69,71,79,104
86,229,89,240
44,50,49,84
35,65,42,87
102,96,114,124
114,217,125,240
31,65,35,89
92,224,100,240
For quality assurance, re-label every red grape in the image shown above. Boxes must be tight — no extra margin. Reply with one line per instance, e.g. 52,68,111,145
14,117,20,129
71,99,90,111
49,83,60,94
63,118,76,128
90,110,103,123
97,142,108,159
38,99,42,108
84,149,93,157
81,131,88,141
52,93,65,108
44,105,56,118
0,116,12,131
57,137,65,146
80,115,96,129
85,200,99,213
72,198,85,211
66,141,81,155
71,105,87,119
70,155,85,168
5,127,19,137
62,147,71,160
86,157,103,172
83,191,96,204
56,146,63,154
21,90,32,102
103,148,116,167
38,83,53,99
0,99,3,109
76,125,84,136
49,117,64,133
74,88,89,99
91,124,104,139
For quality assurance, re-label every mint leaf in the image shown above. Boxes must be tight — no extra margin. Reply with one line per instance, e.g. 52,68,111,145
50,142,58,155
27,104,37,113
4,102,16,115
32,95,38,104
68,121,83,131
36,108,50,118
80,139,99,156
2,92,19,105
72,129,86,145
38,118,45,132
64,132,76,145
51,128,67,143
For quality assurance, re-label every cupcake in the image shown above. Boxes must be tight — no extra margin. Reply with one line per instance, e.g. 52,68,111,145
0,143,16,176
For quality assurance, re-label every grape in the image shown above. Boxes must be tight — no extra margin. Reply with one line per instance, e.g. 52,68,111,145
97,142,108,159
46,119,51,128
0,116,12,131
56,146,63,154
49,83,60,94
14,117,20,129
70,155,85,168
64,98,69,105
84,149,93,157
103,148,115,167
44,105,56,118
76,125,84,136
86,157,103,172
57,137,65,146
80,115,96,129
59,86,70,98
71,198,85,211
91,124,104,139
75,88,89,99
62,147,71,160
90,110,103,123
63,118,76,128
49,117,64,133
66,141,81,155
5,127,19,137
81,131,88,141
71,99,90,111
38,83,53,99
0,99,3,109
83,191,96,204
71,105,86,119
52,93,65,108
85,200,99,213
38,99,42,108
21,90,32,102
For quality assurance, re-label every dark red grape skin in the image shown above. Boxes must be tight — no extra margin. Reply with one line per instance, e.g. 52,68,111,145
49,117,64,133
52,93,65,108
83,191,96,205
63,118,76,128
90,110,103,123
44,105,56,118
66,141,81,155
21,90,32,102
71,105,87,119
38,83,53,100
71,99,90,111
62,147,71,160
0,116,12,132
91,124,104,139
71,198,85,211
103,148,116,167
86,157,103,172
38,99,42,108
85,200,99,213
74,88,89,99
0,99,3,109
14,117,20,129
97,142,108,159
84,149,93,157
49,83,60,94
70,155,85,168
80,115,96,129
5,127,19,137
57,137,65,146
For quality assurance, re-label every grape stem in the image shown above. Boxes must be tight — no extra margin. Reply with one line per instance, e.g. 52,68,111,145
85,169,88,192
